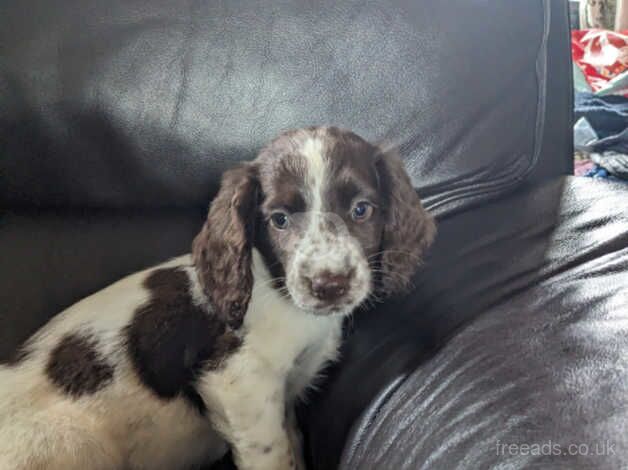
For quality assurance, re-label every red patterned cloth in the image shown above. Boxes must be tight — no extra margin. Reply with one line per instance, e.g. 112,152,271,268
572,29,628,96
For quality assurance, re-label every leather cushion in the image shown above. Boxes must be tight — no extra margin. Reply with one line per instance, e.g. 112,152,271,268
0,208,204,358
302,176,628,469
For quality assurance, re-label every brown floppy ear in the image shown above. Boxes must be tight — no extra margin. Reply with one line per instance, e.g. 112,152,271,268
375,149,436,297
192,163,259,329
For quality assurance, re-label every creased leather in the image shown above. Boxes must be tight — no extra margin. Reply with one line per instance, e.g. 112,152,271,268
302,177,628,469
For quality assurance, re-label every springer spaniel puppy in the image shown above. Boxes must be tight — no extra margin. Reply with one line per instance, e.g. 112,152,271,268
0,127,435,470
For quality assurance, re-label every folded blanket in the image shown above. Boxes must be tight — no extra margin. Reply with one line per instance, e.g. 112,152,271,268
575,92,628,139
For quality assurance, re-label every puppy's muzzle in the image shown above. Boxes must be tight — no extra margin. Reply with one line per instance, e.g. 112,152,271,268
307,270,353,303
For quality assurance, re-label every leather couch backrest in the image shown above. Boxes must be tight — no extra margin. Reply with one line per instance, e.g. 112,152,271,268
1,0,572,214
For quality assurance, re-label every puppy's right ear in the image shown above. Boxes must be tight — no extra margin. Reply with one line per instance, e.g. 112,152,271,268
192,163,259,329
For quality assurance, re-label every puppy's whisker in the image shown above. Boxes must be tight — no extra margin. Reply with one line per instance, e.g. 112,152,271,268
367,249,421,261
274,285,291,299
258,276,286,284
368,268,411,283
252,277,286,292
367,262,413,278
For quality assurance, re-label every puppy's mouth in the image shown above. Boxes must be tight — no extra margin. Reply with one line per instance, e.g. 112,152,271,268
293,298,358,317
285,271,371,317
285,225,373,316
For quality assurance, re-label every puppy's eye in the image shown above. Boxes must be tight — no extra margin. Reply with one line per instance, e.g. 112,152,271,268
351,201,373,222
270,212,289,230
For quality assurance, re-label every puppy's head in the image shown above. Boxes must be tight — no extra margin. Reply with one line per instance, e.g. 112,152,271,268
193,127,435,326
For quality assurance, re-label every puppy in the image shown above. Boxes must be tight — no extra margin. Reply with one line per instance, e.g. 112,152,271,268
0,127,435,470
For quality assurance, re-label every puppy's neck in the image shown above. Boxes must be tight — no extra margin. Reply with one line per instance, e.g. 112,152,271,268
248,249,302,321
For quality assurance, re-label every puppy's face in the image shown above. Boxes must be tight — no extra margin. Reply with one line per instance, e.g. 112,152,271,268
193,127,435,325
255,128,385,315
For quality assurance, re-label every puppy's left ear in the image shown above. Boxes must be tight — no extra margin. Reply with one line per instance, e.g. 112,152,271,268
192,163,259,329
375,149,436,297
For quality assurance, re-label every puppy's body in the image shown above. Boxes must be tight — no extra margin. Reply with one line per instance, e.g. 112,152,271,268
0,256,216,470
0,252,340,470
0,127,435,470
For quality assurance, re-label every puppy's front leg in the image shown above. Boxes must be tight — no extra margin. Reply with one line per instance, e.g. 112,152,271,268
203,378,297,470
286,404,306,470
231,405,296,470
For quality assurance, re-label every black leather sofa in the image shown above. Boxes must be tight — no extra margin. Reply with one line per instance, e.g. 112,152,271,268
2,1,628,469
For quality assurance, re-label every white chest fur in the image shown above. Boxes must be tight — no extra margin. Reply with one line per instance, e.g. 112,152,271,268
202,250,343,401
197,251,343,469
246,250,343,378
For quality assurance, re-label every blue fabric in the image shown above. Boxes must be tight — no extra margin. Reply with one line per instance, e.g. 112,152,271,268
574,92,628,140
585,164,628,183
575,92,628,181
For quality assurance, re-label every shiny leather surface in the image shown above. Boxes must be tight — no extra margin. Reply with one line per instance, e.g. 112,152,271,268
1,0,571,215
303,176,628,469
0,208,204,358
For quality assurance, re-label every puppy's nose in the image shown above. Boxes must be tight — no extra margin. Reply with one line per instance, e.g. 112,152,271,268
310,272,350,302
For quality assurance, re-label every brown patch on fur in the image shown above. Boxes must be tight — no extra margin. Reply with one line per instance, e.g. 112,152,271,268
192,164,259,329
260,155,307,215
125,267,241,414
45,333,114,397
375,148,436,296
323,129,386,258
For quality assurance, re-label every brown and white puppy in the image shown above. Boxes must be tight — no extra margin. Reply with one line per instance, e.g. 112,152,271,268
0,127,435,470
